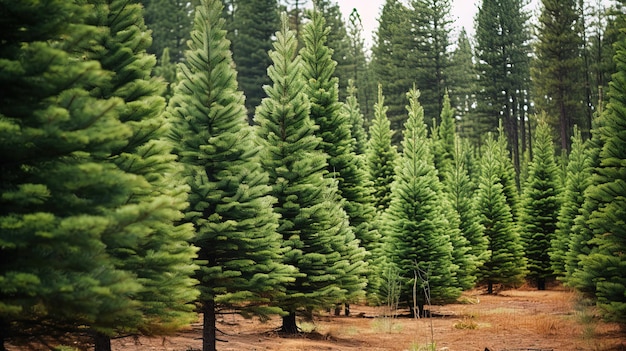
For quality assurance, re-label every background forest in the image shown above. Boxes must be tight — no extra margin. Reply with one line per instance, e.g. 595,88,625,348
1,0,625,351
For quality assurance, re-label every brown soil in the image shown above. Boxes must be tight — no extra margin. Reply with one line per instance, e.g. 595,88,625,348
10,287,626,351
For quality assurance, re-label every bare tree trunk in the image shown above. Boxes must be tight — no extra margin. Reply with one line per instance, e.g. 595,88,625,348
202,300,217,351
93,331,111,351
281,311,298,334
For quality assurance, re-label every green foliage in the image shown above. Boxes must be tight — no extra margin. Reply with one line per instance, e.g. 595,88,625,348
475,135,526,291
254,14,366,329
367,85,399,214
519,120,561,289
576,33,626,323
384,88,462,310
166,0,294,348
230,0,279,120
449,29,478,143
141,0,194,64
532,0,587,150
551,127,591,277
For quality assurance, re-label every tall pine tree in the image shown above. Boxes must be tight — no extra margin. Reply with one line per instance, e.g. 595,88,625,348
166,1,294,350
254,14,365,334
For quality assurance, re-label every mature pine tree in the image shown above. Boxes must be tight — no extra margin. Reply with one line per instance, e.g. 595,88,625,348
519,120,561,290
476,135,526,294
141,0,194,63
346,9,374,124
166,1,294,350
372,0,414,144
230,0,279,121
532,0,587,151
254,14,365,334
551,127,591,277
384,88,462,315
367,85,399,214
86,2,200,349
409,0,453,127
449,29,478,143
574,31,626,323
474,0,532,173
0,2,132,347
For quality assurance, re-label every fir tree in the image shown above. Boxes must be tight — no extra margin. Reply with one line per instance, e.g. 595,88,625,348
384,88,462,315
166,1,294,350
551,127,591,277
433,90,455,176
344,81,368,156
141,0,194,63
254,14,365,334
575,31,626,323
449,29,478,143
153,47,177,101
475,136,526,294
366,85,399,214
230,0,279,121
532,0,587,151
519,120,561,290
0,1,161,348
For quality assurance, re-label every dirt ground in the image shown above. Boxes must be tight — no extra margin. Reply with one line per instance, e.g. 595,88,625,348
108,286,625,351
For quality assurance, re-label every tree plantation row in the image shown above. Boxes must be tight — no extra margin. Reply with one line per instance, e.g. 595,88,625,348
1,1,625,351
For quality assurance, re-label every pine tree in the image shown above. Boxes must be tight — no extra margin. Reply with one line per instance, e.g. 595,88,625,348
432,90,455,176
449,29,478,143
519,120,561,290
230,0,279,121
153,47,177,101
344,81,368,155
367,85,399,214
384,88,461,315
254,14,365,334
0,1,164,348
346,9,374,124
474,0,531,173
166,1,294,350
86,2,200,349
532,0,587,151
141,0,194,63
409,0,453,127
574,31,626,323
551,127,591,277
371,0,414,144
475,135,526,294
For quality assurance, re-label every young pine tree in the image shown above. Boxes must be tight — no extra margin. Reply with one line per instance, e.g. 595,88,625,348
476,136,526,294
551,127,591,278
166,1,294,350
575,32,626,323
519,120,561,290
254,14,366,334
367,85,399,214
0,1,159,348
383,88,462,315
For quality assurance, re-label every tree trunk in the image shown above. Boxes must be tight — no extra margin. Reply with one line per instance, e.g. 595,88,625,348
345,303,350,317
537,277,546,291
202,300,217,351
487,281,493,294
0,319,9,351
334,303,341,316
93,331,111,351
281,311,298,334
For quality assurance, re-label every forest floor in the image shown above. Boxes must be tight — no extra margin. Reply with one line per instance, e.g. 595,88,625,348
109,285,625,351
8,285,626,351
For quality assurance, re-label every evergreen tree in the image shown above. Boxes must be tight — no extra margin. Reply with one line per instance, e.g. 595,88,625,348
575,31,626,323
432,90,455,176
87,2,200,349
254,14,365,334
532,0,587,151
367,85,399,214
474,0,532,173
384,88,462,315
346,9,375,124
409,0,453,127
496,124,521,220
141,0,194,63
371,0,413,144
551,127,591,277
449,29,478,143
442,139,489,277
166,1,294,350
230,0,279,121
153,47,178,101
344,81,368,155
519,120,561,290
475,135,526,294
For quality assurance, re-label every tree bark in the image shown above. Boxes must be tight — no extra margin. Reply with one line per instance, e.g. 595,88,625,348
487,281,494,294
202,300,217,351
93,331,111,351
537,277,546,291
281,311,298,334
